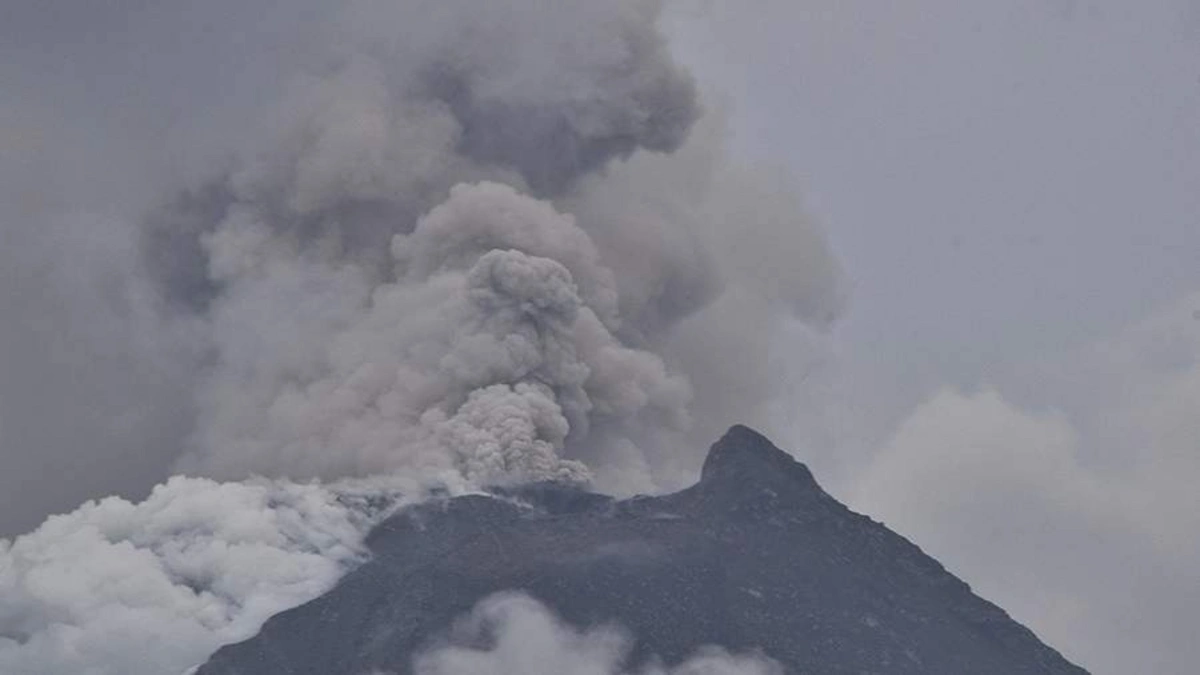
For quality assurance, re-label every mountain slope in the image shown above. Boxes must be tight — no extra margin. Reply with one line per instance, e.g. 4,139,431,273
197,425,1088,674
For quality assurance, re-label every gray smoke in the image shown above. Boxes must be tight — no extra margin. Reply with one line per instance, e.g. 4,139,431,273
179,181,691,487
144,0,700,311
0,0,842,529
0,1,842,523
0,2,842,672
137,0,842,494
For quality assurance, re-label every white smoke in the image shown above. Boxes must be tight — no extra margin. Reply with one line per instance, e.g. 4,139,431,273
413,592,782,675
0,474,415,675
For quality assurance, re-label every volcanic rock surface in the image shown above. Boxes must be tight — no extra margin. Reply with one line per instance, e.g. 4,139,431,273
197,425,1088,674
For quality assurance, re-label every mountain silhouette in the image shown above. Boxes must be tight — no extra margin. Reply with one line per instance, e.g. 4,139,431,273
197,425,1088,674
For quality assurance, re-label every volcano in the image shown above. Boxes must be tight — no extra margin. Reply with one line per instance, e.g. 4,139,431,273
196,426,1087,674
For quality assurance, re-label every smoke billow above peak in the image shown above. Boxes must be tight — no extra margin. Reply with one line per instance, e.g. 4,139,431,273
0,2,841,673
140,0,841,494
181,180,693,488
145,0,701,312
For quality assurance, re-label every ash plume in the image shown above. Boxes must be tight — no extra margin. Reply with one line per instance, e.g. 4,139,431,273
144,0,701,313
140,0,842,494
1,2,841,673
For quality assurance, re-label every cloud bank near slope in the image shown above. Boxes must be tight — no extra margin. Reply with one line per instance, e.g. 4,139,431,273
0,475,412,675
851,291,1200,674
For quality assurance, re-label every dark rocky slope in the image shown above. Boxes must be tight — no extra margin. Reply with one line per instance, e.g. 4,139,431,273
198,425,1088,674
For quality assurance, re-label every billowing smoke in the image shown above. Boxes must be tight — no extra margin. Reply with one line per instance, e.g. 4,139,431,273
0,474,413,675
1,1,841,673
413,592,781,675
140,0,842,494
144,0,701,313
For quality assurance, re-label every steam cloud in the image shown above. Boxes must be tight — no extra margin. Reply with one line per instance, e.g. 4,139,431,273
0,1,841,673
413,592,781,675
0,475,411,675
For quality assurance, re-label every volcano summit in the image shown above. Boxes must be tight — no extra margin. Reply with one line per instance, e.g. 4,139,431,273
197,426,1087,675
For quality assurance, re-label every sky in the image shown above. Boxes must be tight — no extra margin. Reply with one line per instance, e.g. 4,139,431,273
669,2,1200,673
1,1,1198,674
669,0,1200,438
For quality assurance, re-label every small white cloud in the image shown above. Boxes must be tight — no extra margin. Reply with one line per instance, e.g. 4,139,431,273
415,592,781,675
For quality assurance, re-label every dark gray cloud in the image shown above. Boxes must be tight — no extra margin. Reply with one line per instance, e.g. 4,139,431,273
142,0,701,309
0,0,333,535
414,592,781,675
0,3,826,673
0,0,840,534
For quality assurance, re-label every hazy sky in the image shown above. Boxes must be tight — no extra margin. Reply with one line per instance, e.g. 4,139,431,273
2,2,1198,674
670,0,1200,426
670,2,1200,673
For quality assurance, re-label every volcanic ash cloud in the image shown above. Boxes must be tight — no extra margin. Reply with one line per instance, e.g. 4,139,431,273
1,3,843,674
142,0,843,494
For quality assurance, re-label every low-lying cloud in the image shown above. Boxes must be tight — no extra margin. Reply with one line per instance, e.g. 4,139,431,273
0,474,413,675
413,592,781,675
850,291,1200,674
